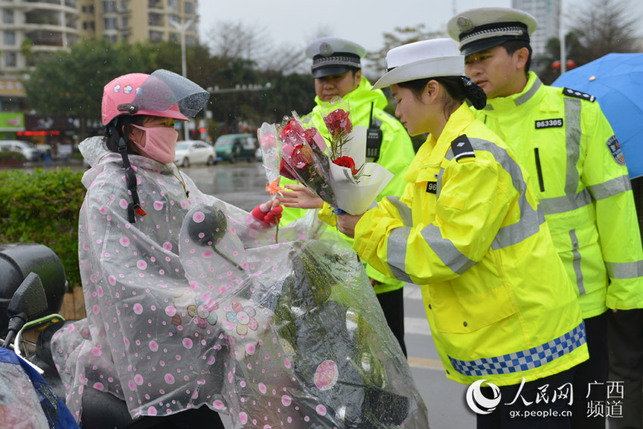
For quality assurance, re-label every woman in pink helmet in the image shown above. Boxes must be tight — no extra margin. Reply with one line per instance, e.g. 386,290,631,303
50,70,428,428
49,70,286,427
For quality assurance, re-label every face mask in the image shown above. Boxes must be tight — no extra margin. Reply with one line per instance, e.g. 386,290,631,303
130,124,179,164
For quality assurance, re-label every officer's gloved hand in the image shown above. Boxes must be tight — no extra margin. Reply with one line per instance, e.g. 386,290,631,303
251,200,283,226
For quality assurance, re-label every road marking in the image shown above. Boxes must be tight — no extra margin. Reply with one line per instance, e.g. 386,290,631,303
408,356,444,370
405,316,431,336
403,285,423,300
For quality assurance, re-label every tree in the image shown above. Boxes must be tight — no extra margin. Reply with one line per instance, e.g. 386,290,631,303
203,20,307,74
535,30,588,84
23,38,151,138
367,24,443,79
569,0,641,60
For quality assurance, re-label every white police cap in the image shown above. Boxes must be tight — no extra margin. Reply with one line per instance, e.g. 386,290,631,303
372,38,464,90
305,37,367,78
447,7,537,56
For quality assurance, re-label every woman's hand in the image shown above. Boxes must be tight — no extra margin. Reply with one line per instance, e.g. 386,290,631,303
278,184,324,209
336,213,363,238
251,199,283,226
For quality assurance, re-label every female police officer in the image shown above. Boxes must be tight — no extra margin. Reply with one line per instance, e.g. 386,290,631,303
334,38,589,428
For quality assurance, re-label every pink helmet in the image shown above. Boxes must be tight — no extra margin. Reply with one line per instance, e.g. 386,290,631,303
101,70,209,125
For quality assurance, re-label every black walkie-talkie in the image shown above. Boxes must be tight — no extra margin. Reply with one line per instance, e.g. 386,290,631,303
366,102,382,161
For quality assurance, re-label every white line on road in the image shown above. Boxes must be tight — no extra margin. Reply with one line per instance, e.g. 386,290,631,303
405,316,431,336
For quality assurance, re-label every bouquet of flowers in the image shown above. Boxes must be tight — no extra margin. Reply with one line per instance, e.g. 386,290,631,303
257,103,393,215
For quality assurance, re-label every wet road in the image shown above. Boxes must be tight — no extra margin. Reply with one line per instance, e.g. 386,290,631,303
183,161,474,428
185,161,269,211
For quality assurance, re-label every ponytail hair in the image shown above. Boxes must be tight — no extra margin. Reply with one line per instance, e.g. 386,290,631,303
459,76,487,110
397,75,486,110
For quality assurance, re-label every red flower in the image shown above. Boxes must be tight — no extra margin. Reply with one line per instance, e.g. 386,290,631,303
279,158,297,180
333,156,357,175
324,109,352,138
291,144,313,170
278,118,306,145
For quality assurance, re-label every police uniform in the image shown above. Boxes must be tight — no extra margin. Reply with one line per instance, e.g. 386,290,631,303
343,38,588,427
280,37,416,355
448,8,643,429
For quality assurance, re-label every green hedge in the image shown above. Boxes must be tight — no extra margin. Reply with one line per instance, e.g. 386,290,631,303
0,151,26,163
0,168,85,288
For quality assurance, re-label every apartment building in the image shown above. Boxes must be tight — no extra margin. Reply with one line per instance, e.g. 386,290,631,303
79,0,199,45
0,0,199,77
512,0,561,56
1,0,81,76
0,0,199,140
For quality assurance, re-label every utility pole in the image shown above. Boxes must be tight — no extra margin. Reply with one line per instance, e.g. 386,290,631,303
170,17,194,141
560,0,567,74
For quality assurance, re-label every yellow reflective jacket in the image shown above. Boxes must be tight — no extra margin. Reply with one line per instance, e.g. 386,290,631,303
281,76,415,293
353,104,588,386
475,72,643,313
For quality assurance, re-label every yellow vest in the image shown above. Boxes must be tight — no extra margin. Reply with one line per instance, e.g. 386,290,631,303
475,73,643,313
353,105,588,386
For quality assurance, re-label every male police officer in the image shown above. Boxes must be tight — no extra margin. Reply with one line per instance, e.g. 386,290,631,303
448,7,643,429
280,37,416,355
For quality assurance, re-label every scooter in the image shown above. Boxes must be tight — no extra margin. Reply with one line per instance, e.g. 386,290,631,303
0,243,135,428
0,242,77,428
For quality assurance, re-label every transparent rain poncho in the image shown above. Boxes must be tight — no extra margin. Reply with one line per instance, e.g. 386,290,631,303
52,138,429,428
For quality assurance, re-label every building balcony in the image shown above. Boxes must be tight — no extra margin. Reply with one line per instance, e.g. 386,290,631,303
24,0,78,12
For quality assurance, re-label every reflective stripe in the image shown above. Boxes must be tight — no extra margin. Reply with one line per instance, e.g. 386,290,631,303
539,189,592,214
387,227,413,282
482,77,542,110
588,175,633,201
446,138,542,249
420,224,476,275
606,260,643,279
570,229,586,295
514,78,542,106
449,322,586,376
386,196,413,227
564,97,582,197
436,168,445,199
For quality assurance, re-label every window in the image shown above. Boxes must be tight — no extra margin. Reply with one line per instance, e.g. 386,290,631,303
102,1,116,13
104,17,117,29
167,0,178,11
4,31,15,45
4,52,17,67
184,2,194,14
149,31,163,42
3,9,14,24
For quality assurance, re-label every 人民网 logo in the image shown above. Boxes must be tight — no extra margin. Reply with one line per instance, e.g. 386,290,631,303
466,379,502,415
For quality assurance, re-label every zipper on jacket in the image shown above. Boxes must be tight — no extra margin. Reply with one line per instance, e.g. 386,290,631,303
534,148,545,192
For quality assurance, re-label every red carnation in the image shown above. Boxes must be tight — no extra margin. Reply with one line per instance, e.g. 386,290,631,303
333,156,357,175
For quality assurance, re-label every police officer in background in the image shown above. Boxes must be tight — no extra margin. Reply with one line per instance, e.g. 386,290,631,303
279,37,416,355
447,7,643,429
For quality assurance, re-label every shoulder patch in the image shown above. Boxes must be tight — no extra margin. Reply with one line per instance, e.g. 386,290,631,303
606,135,626,166
562,87,596,102
451,135,475,162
